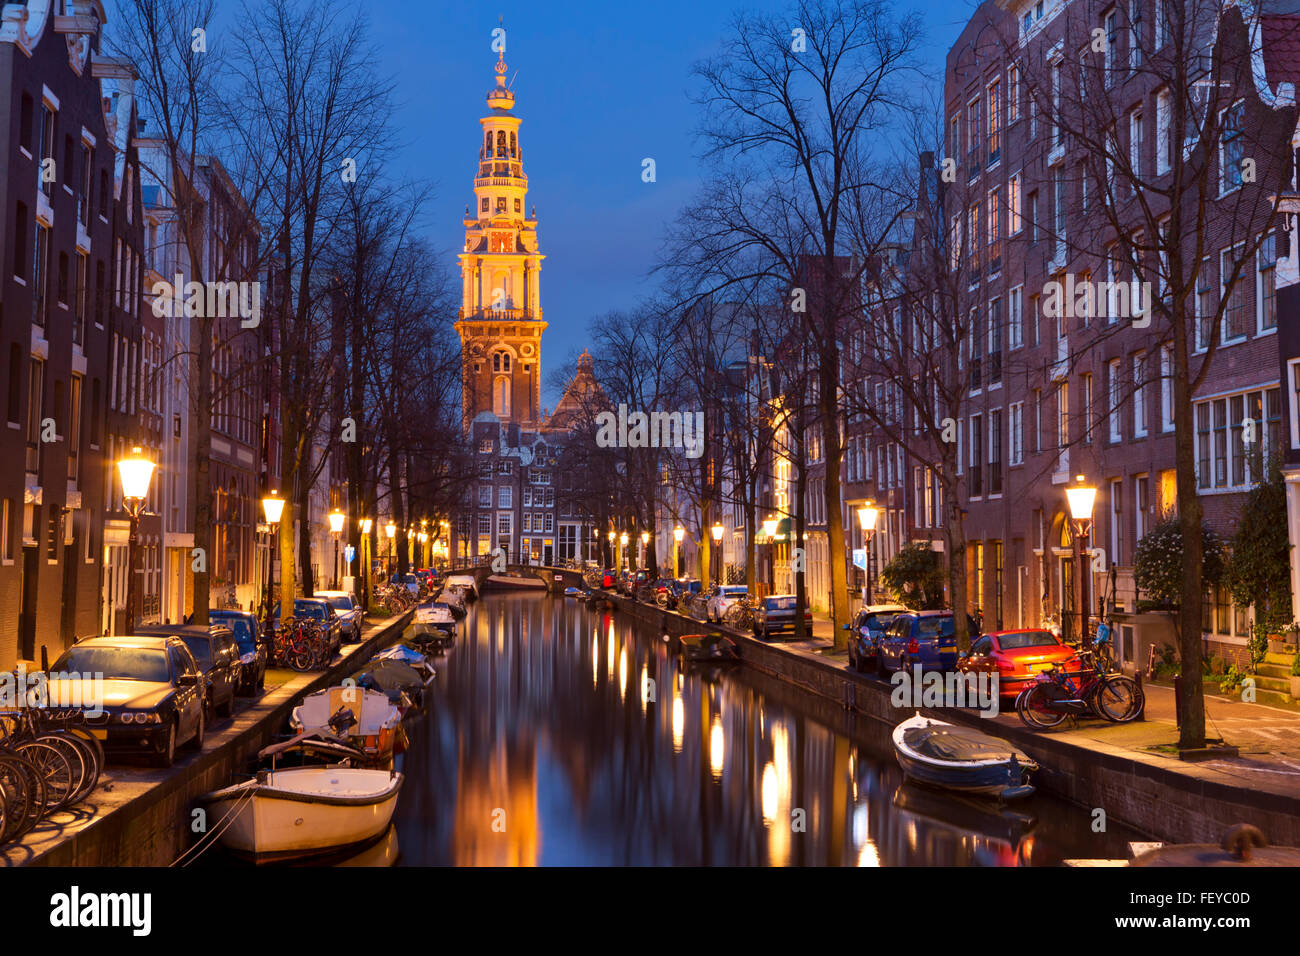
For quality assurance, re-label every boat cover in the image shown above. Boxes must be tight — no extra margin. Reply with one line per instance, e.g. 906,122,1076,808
374,645,428,667
356,660,425,693
902,724,1023,763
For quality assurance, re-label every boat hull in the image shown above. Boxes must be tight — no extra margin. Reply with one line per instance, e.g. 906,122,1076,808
892,714,1036,800
205,768,403,863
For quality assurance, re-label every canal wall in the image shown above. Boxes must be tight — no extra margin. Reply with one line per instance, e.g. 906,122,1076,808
600,591,1300,847
22,610,413,868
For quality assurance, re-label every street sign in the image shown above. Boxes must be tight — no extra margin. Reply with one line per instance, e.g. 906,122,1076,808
852,548,866,570
344,544,356,564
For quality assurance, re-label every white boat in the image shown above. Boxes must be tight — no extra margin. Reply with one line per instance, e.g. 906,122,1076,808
203,766,404,862
413,601,457,632
444,574,479,600
891,712,1036,800
290,686,402,763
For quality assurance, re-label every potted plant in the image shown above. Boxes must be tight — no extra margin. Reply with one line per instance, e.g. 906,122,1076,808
1290,654,1300,700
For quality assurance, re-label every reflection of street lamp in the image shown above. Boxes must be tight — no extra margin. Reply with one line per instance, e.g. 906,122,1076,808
262,491,285,621
673,525,685,578
762,515,779,593
1066,475,1098,646
117,447,156,635
857,503,879,604
329,509,345,589
711,522,724,586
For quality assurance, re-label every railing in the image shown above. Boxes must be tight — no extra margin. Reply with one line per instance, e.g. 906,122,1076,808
457,308,539,322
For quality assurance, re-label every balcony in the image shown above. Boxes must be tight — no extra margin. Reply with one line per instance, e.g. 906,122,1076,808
458,308,540,322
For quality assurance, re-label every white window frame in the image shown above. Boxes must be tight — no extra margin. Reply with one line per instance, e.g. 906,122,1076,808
1133,351,1148,437
1009,401,1024,465
1160,346,1175,432
1108,358,1123,443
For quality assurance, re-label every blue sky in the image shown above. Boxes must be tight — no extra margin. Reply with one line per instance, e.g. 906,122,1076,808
370,0,975,404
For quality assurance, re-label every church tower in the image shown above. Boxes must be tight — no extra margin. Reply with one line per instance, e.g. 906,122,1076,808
456,44,546,432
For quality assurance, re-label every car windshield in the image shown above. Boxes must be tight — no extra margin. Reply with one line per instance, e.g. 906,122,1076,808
916,617,955,638
294,602,327,621
721,587,747,597
766,596,796,609
997,631,1060,650
863,613,899,630
181,637,213,667
325,596,352,611
52,646,171,683
221,619,255,651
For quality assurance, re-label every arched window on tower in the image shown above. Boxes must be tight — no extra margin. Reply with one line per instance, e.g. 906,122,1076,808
484,132,492,157
493,375,511,418
510,132,517,157
497,130,507,157
492,349,511,372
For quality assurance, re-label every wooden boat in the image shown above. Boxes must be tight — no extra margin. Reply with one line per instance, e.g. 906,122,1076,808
484,573,547,590
289,686,402,764
443,575,479,601
891,712,1037,800
202,766,404,863
678,633,740,663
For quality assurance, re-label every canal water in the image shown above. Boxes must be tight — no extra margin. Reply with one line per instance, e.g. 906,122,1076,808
389,592,1145,866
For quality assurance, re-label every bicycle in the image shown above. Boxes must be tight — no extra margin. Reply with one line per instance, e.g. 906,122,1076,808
723,597,758,631
0,700,104,844
1015,653,1144,729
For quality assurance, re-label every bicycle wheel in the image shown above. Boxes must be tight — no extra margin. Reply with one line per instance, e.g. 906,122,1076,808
1017,684,1069,729
1,752,47,839
1094,675,1142,722
53,731,100,804
15,741,74,811
0,754,34,844
33,734,87,806
288,641,315,672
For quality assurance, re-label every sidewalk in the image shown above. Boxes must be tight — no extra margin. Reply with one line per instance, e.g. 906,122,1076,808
778,606,1300,801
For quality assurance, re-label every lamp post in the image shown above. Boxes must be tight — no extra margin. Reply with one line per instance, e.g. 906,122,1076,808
261,491,285,622
762,516,779,594
711,521,724,586
359,517,373,611
640,530,650,572
607,529,616,569
117,447,156,636
857,502,879,605
619,532,629,573
328,509,345,589
1065,475,1098,646
673,525,685,578
385,520,397,578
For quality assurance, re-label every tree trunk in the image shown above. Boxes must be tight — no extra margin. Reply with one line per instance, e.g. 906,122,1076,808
819,359,849,647
1172,325,1206,749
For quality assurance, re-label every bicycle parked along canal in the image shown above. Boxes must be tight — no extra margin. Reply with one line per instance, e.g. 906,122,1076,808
0,702,106,845
1015,645,1145,729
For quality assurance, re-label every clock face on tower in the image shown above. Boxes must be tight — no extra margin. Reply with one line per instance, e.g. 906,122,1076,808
490,232,513,253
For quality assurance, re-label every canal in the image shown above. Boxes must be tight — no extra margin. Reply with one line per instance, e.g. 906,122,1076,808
390,592,1145,865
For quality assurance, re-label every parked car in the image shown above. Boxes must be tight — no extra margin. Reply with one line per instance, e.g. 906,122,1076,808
956,628,1085,698
206,609,268,694
138,625,242,719
753,594,813,639
876,610,978,677
272,597,343,657
316,589,364,643
45,635,207,767
706,585,749,623
847,603,908,673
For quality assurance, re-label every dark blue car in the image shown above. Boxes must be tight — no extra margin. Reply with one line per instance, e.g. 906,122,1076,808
208,609,268,694
876,611,978,677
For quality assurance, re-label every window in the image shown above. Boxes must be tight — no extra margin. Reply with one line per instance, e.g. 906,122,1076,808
967,96,983,167
74,252,87,346
1083,372,1093,443
79,143,92,225
1221,246,1246,342
1028,190,1039,243
1195,257,1214,350
989,408,1003,495
1196,387,1281,489
38,102,55,197
1220,101,1245,193
1107,359,1122,442
25,359,44,475
1053,167,1066,261
1134,473,1149,546
1258,233,1277,332
479,486,492,507
1034,388,1043,453
1156,89,1172,174
1050,57,1063,149
1133,352,1148,437
1009,65,1021,122
68,375,81,483
497,513,512,537
1110,479,1123,567
1103,10,1117,85
1129,0,1143,69
988,297,1002,384
1160,346,1174,431
1057,383,1069,465
1,498,10,562
498,486,512,508
1156,0,1170,48
1130,109,1144,181
969,414,984,497
33,223,50,326
1009,402,1024,465
1008,173,1022,235
987,78,1002,165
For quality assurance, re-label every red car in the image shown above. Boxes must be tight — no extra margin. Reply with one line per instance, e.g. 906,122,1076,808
957,628,1084,698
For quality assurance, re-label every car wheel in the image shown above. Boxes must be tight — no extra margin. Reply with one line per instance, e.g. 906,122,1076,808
154,723,176,768
187,708,206,751
257,669,266,691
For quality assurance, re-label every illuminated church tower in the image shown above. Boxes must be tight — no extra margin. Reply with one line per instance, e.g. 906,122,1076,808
456,44,546,431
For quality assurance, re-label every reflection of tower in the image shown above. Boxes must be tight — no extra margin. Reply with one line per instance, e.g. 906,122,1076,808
456,40,546,432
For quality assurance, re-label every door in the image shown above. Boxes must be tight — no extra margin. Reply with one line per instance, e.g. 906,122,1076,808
19,544,39,661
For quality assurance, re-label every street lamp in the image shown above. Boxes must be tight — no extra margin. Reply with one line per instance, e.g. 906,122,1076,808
385,520,397,577
117,447,156,635
762,515,779,594
1065,475,1098,646
673,524,685,578
711,521,724,586
359,517,373,610
328,509,345,589
619,532,629,572
857,502,879,605
640,530,650,571
261,491,285,621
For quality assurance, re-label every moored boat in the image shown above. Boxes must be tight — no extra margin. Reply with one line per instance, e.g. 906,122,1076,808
202,766,404,863
891,712,1036,800
289,686,402,764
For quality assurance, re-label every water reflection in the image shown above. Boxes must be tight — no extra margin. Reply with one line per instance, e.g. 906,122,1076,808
391,593,1142,866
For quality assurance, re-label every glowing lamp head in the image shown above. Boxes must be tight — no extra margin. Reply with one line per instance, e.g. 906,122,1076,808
328,510,345,534
762,516,778,538
262,492,285,525
641,531,649,545
857,503,879,533
360,517,373,535
1066,475,1098,522
385,521,397,539
620,532,629,546
673,525,685,543
117,447,156,502
711,522,724,543
608,530,616,542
